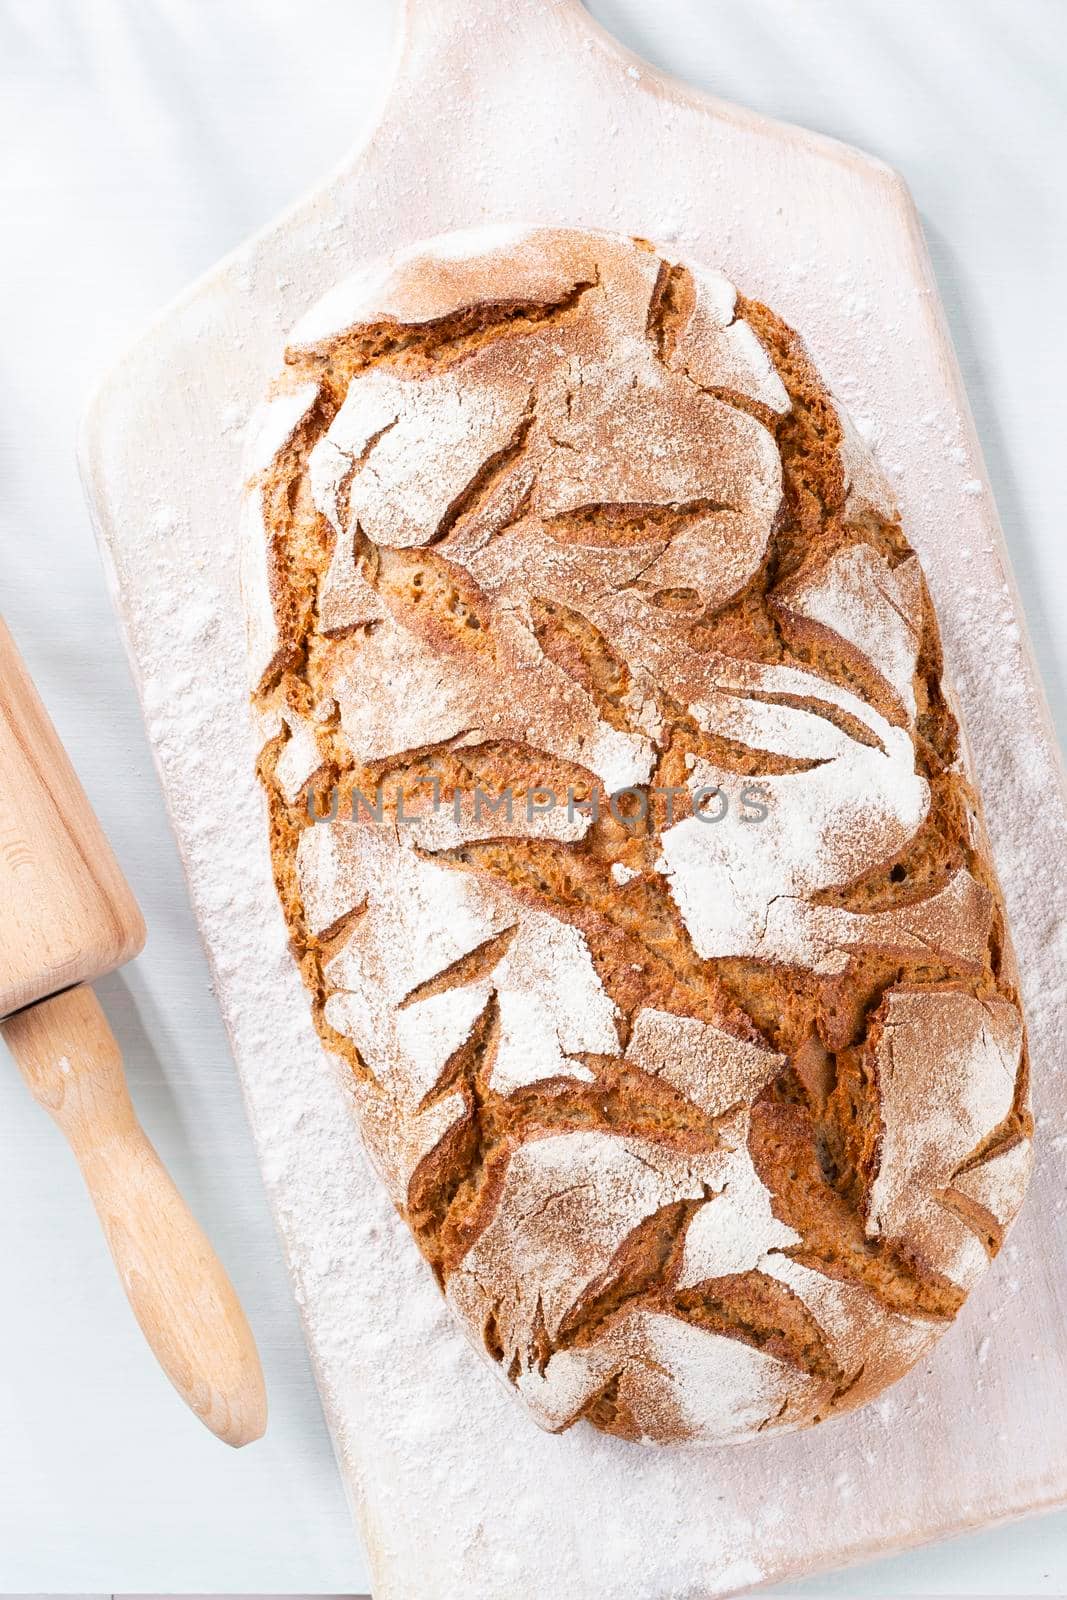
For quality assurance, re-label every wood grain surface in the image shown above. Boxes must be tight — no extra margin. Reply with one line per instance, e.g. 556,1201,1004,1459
2,983,268,1448
0,614,145,1016
80,0,1067,1594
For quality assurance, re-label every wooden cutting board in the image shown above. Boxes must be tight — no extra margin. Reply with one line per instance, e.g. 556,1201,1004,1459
81,1,1067,1593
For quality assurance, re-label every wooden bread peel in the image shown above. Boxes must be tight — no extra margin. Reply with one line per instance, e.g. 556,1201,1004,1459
0,613,266,1447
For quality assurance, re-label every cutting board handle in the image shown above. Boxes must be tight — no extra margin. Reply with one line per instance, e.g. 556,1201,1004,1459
2,984,267,1448
401,0,595,51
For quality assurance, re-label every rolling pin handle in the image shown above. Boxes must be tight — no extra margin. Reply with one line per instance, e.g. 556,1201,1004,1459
1,984,267,1447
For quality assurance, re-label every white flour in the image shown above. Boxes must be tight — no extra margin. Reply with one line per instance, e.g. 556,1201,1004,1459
83,1,1067,1594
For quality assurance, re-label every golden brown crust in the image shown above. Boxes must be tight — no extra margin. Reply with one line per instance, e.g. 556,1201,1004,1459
242,226,1030,1446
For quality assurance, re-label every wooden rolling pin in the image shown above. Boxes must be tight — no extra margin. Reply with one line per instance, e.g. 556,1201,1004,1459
0,614,266,1447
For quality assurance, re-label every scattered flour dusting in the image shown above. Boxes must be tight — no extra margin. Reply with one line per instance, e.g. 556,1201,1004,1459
84,3,1067,1595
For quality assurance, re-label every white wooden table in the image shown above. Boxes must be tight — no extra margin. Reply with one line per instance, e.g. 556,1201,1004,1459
0,2,1064,1593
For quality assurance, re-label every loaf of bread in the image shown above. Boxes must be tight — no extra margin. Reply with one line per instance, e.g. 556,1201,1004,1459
241,226,1031,1445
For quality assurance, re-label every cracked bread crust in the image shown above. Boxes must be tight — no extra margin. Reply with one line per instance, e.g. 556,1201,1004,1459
241,225,1031,1446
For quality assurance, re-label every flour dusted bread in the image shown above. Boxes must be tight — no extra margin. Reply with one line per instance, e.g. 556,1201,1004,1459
241,226,1031,1445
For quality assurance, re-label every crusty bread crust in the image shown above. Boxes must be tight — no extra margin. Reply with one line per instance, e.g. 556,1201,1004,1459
241,226,1030,1445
